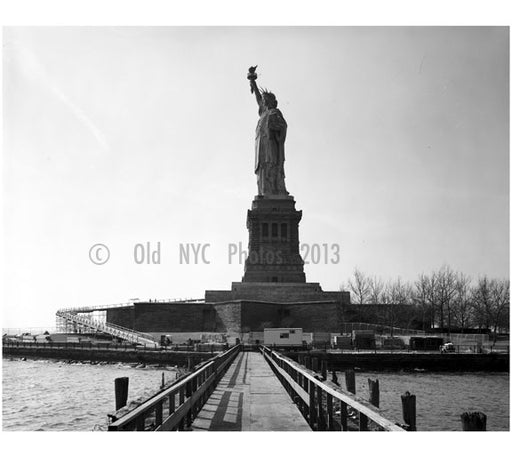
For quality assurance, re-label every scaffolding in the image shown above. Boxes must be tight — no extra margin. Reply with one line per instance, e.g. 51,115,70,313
55,308,158,347
55,298,204,341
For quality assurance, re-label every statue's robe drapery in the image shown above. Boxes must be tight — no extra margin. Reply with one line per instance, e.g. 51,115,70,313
254,107,288,196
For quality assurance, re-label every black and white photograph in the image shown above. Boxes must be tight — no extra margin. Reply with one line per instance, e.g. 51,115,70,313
1,5,510,445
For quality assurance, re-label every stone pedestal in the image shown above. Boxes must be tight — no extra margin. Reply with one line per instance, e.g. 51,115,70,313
206,282,347,303
242,195,306,283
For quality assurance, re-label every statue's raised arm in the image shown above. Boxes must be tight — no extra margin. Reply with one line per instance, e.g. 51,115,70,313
247,66,263,113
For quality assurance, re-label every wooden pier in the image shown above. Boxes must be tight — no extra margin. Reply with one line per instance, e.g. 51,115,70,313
108,345,404,432
192,351,311,431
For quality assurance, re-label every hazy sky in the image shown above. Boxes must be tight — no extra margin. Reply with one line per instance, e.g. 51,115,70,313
2,27,509,328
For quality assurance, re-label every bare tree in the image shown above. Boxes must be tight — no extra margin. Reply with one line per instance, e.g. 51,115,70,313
337,285,349,330
381,277,412,336
341,265,507,341
348,268,370,305
368,275,384,304
436,265,458,331
451,272,473,329
413,271,440,329
472,277,510,342
489,279,510,342
391,277,412,304
472,276,493,330
414,273,433,331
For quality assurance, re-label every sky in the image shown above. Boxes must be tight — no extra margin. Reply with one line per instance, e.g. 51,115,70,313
2,26,509,329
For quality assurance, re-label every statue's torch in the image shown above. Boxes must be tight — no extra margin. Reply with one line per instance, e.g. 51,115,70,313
247,65,258,93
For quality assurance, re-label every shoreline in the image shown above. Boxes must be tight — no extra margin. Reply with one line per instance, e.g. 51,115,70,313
285,351,509,372
3,345,508,372
3,355,184,370
2,345,215,367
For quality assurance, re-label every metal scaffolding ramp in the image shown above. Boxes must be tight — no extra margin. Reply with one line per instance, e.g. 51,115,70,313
55,309,159,348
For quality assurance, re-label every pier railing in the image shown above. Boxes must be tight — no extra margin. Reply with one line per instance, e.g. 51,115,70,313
108,344,241,431
261,346,405,431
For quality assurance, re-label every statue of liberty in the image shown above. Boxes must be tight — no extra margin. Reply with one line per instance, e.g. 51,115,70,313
247,66,289,197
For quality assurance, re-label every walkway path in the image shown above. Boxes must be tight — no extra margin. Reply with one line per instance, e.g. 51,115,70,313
191,351,311,431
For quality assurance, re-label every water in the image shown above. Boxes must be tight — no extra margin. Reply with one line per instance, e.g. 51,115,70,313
347,370,509,431
2,358,509,431
2,358,179,431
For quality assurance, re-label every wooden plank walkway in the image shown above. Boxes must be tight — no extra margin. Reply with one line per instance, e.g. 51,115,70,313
191,351,311,431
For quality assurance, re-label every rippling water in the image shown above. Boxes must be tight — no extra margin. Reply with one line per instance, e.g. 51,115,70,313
3,358,509,431
2,358,179,431
344,370,509,431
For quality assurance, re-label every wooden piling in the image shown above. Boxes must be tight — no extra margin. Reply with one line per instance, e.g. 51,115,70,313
340,402,348,431
136,414,145,431
359,412,368,431
331,370,339,386
298,354,304,365
169,393,175,415
304,355,311,370
461,412,487,431
155,401,163,427
345,369,356,394
316,384,326,430
321,360,328,380
161,372,165,389
326,394,335,430
186,381,193,426
114,377,129,410
368,378,380,408
179,385,185,405
312,357,319,372
308,379,317,427
401,391,416,431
